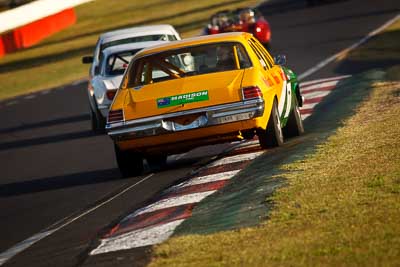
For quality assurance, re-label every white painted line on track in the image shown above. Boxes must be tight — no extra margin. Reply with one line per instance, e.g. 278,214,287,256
225,139,260,154
301,114,311,120
301,102,319,111
207,151,264,168
242,140,259,146
40,90,51,95
301,80,339,92
301,90,331,100
130,191,216,218
0,173,154,266
168,152,187,161
0,231,54,266
231,142,260,153
71,79,87,86
223,140,248,152
300,75,351,86
90,219,185,255
5,101,18,106
167,170,241,191
298,14,400,80
23,95,36,100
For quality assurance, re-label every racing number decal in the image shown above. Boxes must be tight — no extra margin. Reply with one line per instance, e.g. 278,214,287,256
284,82,292,119
277,69,291,119
277,71,286,116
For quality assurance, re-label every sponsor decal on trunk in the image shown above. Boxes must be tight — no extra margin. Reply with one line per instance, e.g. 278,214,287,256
157,90,209,108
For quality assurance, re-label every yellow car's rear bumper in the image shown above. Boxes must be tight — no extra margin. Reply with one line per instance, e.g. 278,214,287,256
107,98,268,154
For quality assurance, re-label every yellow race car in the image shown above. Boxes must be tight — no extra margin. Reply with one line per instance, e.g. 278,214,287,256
106,32,303,177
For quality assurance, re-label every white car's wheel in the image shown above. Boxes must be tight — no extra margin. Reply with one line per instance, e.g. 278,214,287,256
90,101,106,133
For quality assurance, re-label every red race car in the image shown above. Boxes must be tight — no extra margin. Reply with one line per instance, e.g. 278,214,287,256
204,8,271,49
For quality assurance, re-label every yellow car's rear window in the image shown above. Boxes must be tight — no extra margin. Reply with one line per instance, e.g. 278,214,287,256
127,42,252,87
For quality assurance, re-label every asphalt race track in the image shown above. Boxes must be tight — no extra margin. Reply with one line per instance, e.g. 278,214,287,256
0,0,399,266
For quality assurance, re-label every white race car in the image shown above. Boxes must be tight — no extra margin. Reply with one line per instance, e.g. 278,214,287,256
82,24,181,132
88,41,167,131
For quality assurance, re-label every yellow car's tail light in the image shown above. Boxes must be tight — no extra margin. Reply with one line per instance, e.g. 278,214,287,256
108,109,124,123
242,86,263,100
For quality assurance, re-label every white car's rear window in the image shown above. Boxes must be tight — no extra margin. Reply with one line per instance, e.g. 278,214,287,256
101,34,174,51
104,49,140,76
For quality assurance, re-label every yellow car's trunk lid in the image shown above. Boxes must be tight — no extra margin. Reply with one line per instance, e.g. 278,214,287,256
124,70,245,120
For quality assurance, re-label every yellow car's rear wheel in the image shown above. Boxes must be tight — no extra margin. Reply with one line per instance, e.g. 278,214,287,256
114,145,144,178
283,97,304,138
146,155,167,171
257,99,284,148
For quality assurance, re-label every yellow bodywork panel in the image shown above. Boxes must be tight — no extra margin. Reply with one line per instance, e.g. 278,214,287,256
124,70,245,119
108,32,284,154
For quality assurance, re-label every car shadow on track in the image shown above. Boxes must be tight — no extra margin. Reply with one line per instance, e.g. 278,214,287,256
0,114,90,135
0,153,218,198
0,168,121,197
0,129,100,151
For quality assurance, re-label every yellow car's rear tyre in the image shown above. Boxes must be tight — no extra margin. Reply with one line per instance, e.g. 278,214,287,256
114,145,144,178
147,155,167,171
283,98,304,138
257,99,284,148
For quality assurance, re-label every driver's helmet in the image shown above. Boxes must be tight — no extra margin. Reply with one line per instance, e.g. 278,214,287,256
216,45,234,63
239,8,256,24
216,12,230,27
211,15,219,26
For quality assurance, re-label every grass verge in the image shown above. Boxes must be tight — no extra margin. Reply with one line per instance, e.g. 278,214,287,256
0,0,259,100
148,20,400,267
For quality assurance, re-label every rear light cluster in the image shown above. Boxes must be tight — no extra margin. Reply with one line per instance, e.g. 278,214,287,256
108,109,124,123
242,86,263,100
106,89,117,100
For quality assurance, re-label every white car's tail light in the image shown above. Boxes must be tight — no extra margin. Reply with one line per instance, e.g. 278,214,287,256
108,109,124,123
242,86,263,100
106,89,117,100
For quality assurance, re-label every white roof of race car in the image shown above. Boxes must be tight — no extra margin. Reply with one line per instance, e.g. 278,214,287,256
101,41,167,58
99,24,180,44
